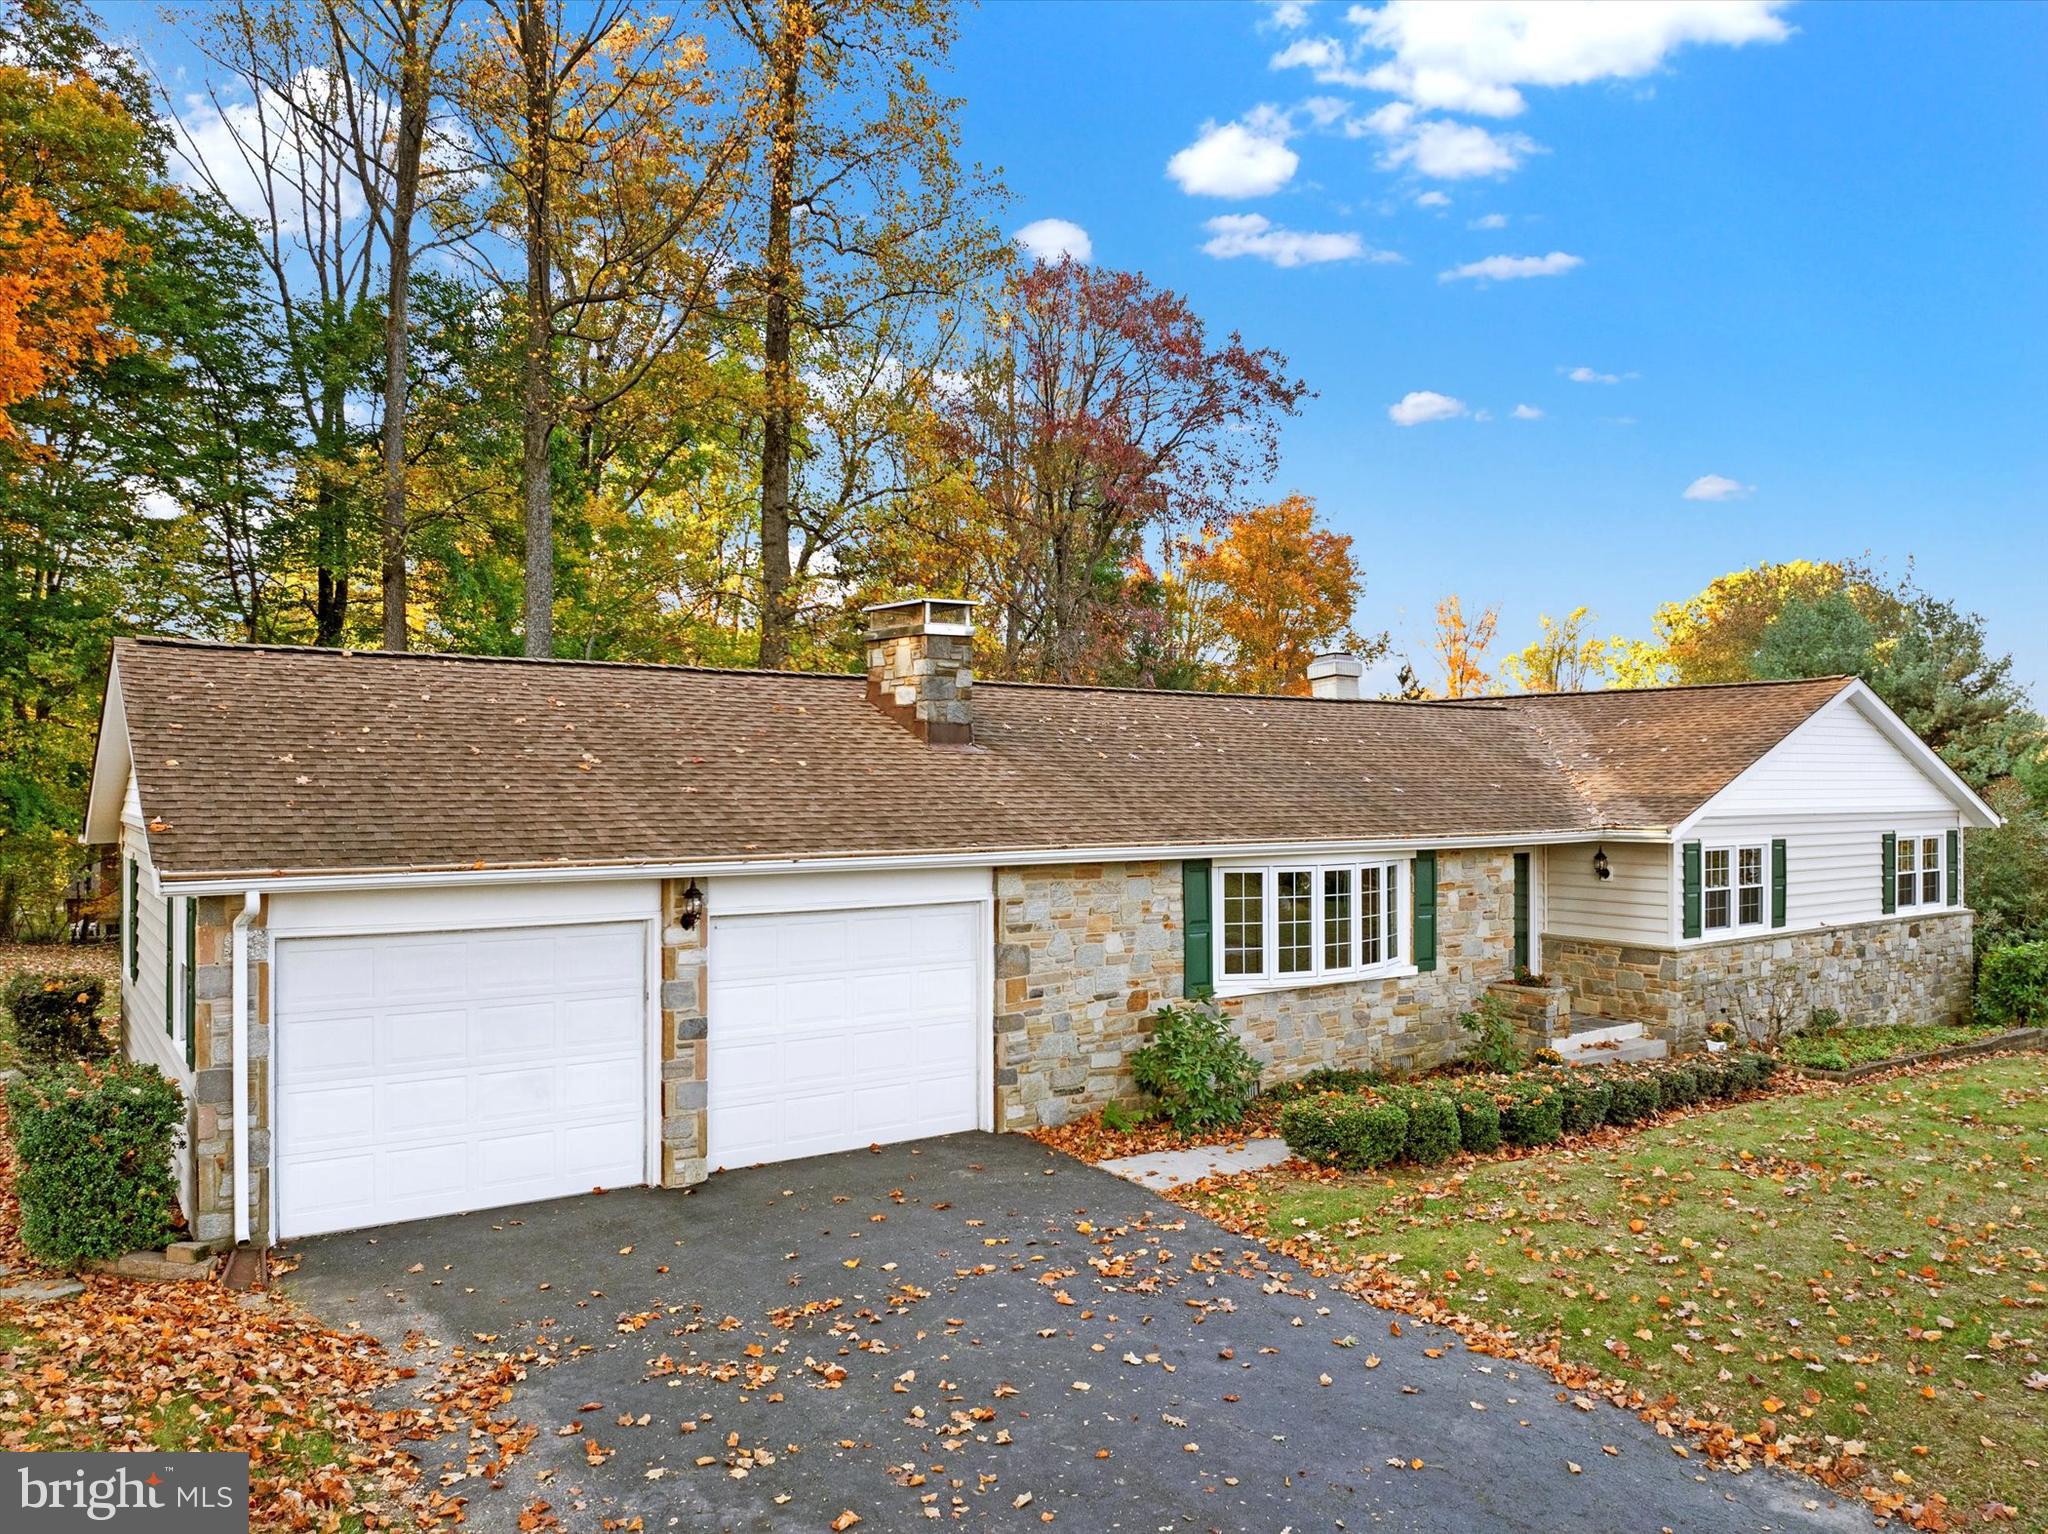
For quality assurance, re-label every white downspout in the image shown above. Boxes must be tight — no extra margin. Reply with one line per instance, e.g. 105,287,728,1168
230,891,260,1245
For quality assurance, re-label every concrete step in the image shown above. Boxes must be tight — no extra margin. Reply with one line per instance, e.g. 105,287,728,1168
1557,1018,1645,1050
1561,1036,1669,1066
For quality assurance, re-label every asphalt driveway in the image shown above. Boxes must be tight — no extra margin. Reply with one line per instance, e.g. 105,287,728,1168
286,1133,1868,1533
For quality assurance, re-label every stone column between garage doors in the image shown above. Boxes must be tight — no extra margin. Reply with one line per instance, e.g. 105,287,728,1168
660,879,710,1187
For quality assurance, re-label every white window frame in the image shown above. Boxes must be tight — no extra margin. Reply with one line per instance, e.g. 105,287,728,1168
1701,842,1769,935
1213,856,1414,995
1895,830,1946,909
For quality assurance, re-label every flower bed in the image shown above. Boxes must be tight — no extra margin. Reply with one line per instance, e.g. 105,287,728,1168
1277,1051,1780,1172
1786,1022,2043,1078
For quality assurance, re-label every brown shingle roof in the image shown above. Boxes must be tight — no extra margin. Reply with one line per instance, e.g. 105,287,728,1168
105,639,1853,881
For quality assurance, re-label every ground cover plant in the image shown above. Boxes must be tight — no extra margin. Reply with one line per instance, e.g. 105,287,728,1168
1784,1021,2011,1073
1193,1058,2048,1530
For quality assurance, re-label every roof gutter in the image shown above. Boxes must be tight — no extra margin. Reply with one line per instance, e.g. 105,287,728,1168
157,827,1677,897
230,890,259,1246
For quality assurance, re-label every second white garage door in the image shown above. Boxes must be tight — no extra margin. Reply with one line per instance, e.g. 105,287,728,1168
707,902,982,1168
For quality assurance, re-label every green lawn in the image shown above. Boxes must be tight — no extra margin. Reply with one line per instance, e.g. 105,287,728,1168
1197,1058,2048,1528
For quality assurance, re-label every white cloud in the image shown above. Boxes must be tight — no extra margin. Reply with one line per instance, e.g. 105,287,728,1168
1202,213,1398,267
171,75,370,226
1682,473,1754,501
1414,189,1450,208
1469,211,1508,229
1013,217,1092,264
136,487,185,521
1388,389,1469,426
1511,402,1543,419
1342,1,1792,119
1262,0,1312,31
1566,364,1621,384
1439,249,1582,282
1166,111,1300,197
1377,117,1537,179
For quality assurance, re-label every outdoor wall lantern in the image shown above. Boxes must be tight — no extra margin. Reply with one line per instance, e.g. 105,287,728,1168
680,880,705,930
1592,846,1612,881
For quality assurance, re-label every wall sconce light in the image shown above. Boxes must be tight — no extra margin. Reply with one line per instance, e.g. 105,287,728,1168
1592,846,1611,881
680,880,705,930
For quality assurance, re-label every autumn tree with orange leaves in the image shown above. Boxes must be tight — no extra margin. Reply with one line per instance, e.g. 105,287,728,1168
1430,593,1500,698
1177,494,1381,694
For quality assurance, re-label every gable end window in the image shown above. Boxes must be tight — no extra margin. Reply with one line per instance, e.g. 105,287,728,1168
1215,857,1410,992
1701,843,1768,934
1894,832,1946,909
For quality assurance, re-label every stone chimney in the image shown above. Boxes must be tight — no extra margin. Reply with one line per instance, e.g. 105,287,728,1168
863,597,978,745
1306,651,1363,701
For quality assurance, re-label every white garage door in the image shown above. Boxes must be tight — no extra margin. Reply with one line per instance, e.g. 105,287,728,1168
708,902,981,1168
275,923,647,1237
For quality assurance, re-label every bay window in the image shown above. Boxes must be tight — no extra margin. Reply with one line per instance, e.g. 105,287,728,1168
1214,857,1410,990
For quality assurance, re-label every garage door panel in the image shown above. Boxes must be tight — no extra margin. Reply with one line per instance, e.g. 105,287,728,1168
284,1083,374,1148
560,1058,639,1113
708,901,981,1169
473,999,556,1058
376,940,472,1003
278,921,648,1238
378,1006,469,1068
561,993,643,1048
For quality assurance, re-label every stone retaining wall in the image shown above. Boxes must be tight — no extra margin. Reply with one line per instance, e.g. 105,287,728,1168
1548,912,1975,1052
994,850,1516,1129
1677,910,1974,1048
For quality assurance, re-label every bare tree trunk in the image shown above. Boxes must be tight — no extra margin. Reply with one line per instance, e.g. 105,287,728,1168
379,1,432,651
754,16,801,670
518,0,556,658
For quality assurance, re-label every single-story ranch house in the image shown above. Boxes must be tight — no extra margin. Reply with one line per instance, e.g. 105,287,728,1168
86,598,1998,1246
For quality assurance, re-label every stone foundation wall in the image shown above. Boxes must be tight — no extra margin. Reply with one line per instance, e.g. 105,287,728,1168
659,879,709,1187
994,850,1517,1129
1677,911,1974,1047
1486,977,1573,1053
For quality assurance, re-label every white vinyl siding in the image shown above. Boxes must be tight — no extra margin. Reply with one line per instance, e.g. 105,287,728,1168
1542,840,1671,946
120,813,195,1227
1685,696,1968,936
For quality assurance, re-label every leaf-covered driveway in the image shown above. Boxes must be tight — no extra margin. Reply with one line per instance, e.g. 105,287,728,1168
284,1134,1870,1533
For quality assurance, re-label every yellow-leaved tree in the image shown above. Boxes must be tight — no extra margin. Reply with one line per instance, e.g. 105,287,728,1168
1431,593,1499,698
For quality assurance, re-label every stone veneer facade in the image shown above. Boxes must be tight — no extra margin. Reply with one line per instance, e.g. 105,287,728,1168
1548,909,1974,1051
659,879,710,1187
173,895,268,1244
993,850,1516,1129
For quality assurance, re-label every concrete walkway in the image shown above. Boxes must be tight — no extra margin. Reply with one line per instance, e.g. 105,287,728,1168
1098,1135,1293,1191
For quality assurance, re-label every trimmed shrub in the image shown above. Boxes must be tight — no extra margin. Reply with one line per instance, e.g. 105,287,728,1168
1453,1089,1502,1154
1130,1002,1261,1134
1606,1074,1662,1126
1977,940,2048,1026
1736,1051,1780,1092
1498,1080,1564,1148
4,972,113,1072
1557,1077,1612,1135
6,1060,185,1264
1277,1094,1409,1170
1383,1088,1461,1165
1694,1056,1741,1100
1653,1063,1703,1109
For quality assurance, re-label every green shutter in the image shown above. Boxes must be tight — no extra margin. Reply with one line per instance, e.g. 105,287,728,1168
183,898,198,1069
126,856,139,981
164,897,175,1034
1881,832,1897,914
1770,838,1788,928
1681,841,1702,940
1181,859,1213,999
1412,851,1437,972
1947,828,1960,906
1511,852,1531,977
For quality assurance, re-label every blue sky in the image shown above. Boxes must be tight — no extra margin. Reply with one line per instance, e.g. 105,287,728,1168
956,1,2048,693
